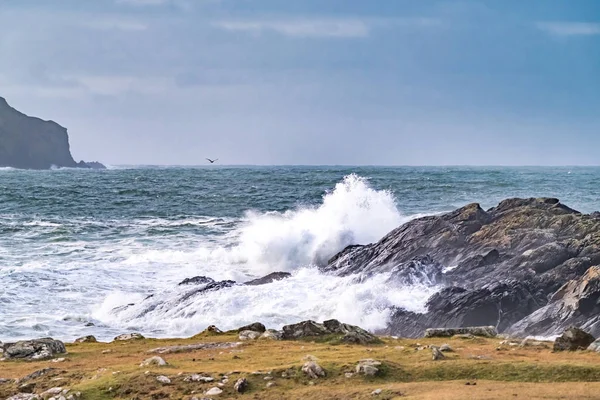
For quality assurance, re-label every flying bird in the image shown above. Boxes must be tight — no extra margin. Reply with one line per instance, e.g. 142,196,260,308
206,158,218,164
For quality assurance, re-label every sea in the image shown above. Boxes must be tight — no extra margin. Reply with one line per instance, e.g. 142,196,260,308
1,166,599,342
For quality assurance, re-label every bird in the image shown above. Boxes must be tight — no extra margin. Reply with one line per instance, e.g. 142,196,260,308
206,158,218,164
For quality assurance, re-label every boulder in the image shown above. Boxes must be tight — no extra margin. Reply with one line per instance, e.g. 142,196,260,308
356,359,381,376
553,327,595,351
113,333,145,341
233,377,249,393
439,344,453,352
185,374,214,383
424,326,497,338
244,272,291,286
74,336,97,343
302,361,326,379
237,322,266,333
431,347,445,360
239,330,261,341
205,387,223,395
2,338,66,361
140,356,168,367
156,375,171,384
282,319,379,344
260,329,283,340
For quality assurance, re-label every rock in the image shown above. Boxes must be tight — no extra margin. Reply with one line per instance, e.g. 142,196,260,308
21,368,57,382
345,373,354,378
205,325,223,334
520,339,550,348
41,388,63,399
185,375,214,383
553,327,595,351
233,377,249,393
179,276,215,286
431,347,445,360
588,338,600,352
356,359,381,376
302,361,326,379
324,198,600,337
140,356,168,367
7,395,40,400
266,382,276,388
19,382,36,393
0,97,104,169
156,375,171,384
239,330,261,341
2,338,66,361
244,272,292,286
113,333,144,341
424,326,497,338
148,342,240,354
439,344,453,352
281,319,380,344
238,322,266,333
372,389,383,395
205,387,223,395
74,336,97,343
260,329,283,340
51,358,66,363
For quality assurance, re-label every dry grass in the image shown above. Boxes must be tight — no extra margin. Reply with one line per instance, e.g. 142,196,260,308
2,334,600,399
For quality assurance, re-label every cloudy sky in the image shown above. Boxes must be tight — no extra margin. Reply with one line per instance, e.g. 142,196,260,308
0,0,598,165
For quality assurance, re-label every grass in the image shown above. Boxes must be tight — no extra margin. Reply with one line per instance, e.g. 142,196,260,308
2,333,600,399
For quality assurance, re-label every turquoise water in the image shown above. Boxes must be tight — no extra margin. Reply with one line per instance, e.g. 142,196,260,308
1,166,599,341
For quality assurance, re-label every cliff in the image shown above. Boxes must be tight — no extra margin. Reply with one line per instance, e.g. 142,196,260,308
0,97,104,169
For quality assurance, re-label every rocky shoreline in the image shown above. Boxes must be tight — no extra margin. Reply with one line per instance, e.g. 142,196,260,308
3,321,600,399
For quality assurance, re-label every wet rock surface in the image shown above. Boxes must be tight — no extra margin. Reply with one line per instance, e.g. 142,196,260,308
2,339,66,361
325,198,600,337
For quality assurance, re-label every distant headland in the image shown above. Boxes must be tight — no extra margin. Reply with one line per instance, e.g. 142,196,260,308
0,96,105,170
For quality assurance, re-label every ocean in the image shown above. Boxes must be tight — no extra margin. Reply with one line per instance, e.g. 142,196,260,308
1,166,599,342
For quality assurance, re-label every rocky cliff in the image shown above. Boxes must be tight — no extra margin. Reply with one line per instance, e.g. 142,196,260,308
0,96,104,169
325,197,600,337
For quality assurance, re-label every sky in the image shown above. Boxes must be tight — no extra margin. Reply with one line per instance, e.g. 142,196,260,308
0,0,599,166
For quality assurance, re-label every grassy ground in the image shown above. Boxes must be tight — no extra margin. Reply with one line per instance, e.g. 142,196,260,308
2,333,600,399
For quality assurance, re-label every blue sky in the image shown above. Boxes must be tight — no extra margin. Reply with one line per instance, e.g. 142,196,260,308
0,0,598,165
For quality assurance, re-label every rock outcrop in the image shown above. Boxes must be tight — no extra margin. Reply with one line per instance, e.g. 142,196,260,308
0,96,104,169
281,319,381,345
324,198,600,338
2,338,66,361
553,327,595,351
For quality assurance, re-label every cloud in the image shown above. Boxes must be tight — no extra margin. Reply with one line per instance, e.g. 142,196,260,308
213,18,370,38
536,21,600,36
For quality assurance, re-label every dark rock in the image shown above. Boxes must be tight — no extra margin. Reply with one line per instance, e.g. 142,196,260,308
424,326,497,338
2,338,66,361
244,272,291,286
281,319,380,344
553,327,595,351
178,276,215,286
0,96,104,169
325,197,600,337
21,368,57,382
74,335,97,343
237,322,266,333
233,377,249,393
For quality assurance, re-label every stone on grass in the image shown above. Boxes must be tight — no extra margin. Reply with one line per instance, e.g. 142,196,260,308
553,327,595,351
74,336,97,343
156,375,171,384
113,333,144,341
239,330,261,341
140,356,168,367
234,377,249,393
356,359,381,376
302,361,326,379
205,387,223,395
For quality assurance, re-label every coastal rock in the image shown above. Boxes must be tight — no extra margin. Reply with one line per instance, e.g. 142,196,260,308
424,326,497,338
244,272,291,286
238,322,266,333
553,327,595,352
74,336,97,343
2,338,66,361
0,96,104,170
356,359,381,376
233,377,249,393
239,330,261,341
113,333,145,341
431,347,445,360
324,198,600,337
148,342,240,354
260,329,283,340
185,374,214,383
302,361,326,379
178,276,215,286
587,338,600,352
156,375,171,384
281,319,380,344
205,387,223,395
140,356,168,367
